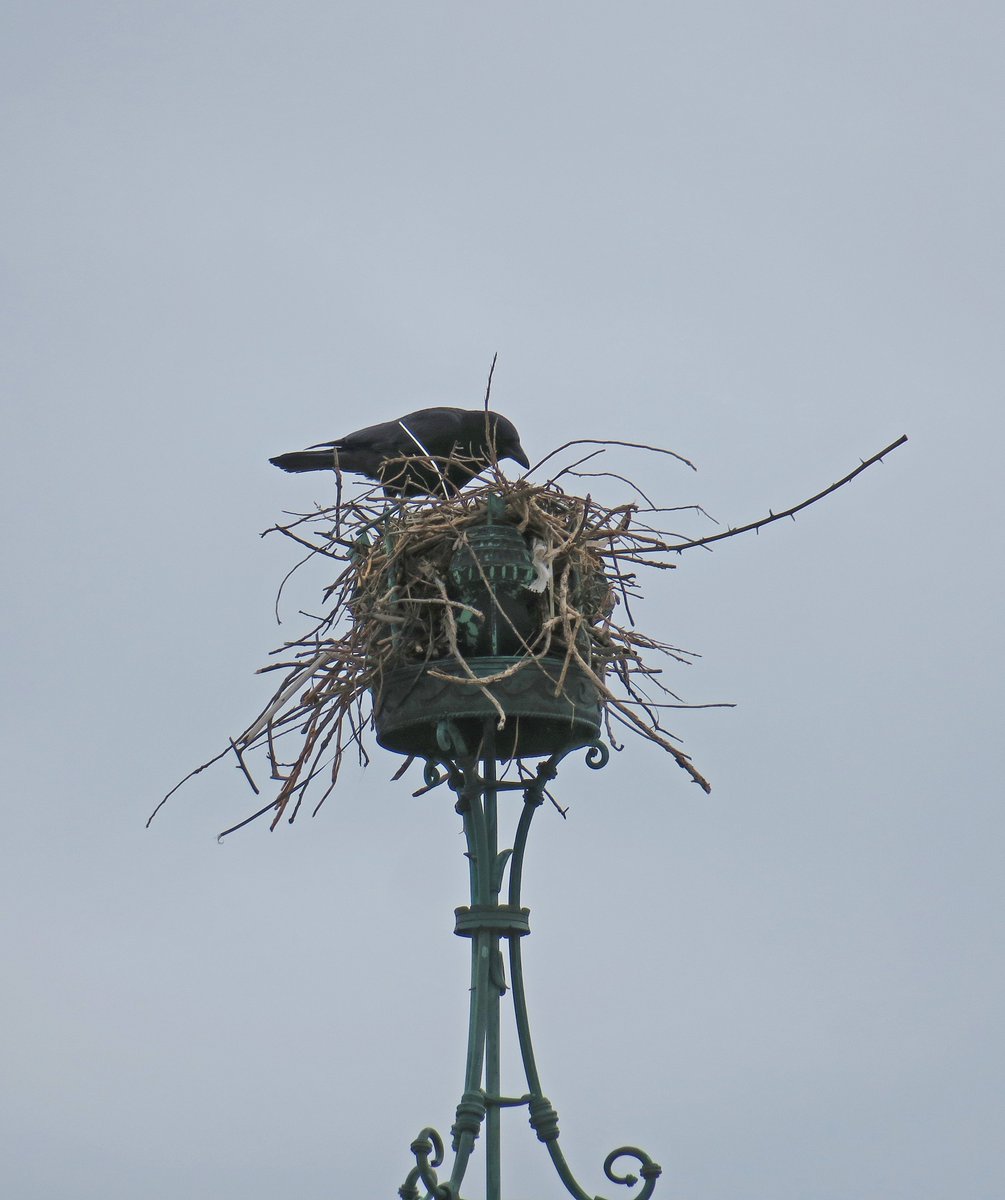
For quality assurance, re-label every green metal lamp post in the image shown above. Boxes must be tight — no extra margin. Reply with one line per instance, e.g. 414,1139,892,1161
372,501,664,1200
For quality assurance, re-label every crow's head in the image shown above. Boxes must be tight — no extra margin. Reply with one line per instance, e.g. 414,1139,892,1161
487,411,530,471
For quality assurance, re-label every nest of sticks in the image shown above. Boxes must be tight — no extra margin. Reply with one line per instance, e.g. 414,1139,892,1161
154,441,724,834
150,430,905,836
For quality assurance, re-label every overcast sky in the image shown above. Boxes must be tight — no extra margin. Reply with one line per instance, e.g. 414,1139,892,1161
2,3,1003,1198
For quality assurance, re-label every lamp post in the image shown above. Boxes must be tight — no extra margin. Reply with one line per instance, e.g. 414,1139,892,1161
373,500,663,1200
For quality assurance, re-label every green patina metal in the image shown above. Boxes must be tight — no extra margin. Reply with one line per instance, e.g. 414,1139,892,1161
447,494,539,657
380,493,663,1200
373,656,601,761
393,719,662,1200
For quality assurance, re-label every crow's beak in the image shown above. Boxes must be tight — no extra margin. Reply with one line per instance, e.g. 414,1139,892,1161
510,444,531,470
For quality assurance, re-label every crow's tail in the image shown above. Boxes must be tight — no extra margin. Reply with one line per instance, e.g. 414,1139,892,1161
269,449,342,473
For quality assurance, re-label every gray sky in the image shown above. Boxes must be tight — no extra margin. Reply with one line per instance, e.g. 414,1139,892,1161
2,3,1003,1198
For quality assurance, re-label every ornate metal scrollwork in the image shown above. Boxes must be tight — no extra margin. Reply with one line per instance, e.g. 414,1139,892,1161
422,760,446,791
398,1126,449,1200
435,719,470,762
397,720,663,1200
585,738,611,770
603,1146,664,1198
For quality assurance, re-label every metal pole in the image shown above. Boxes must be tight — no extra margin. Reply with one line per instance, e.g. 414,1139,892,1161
398,728,663,1200
483,726,501,1200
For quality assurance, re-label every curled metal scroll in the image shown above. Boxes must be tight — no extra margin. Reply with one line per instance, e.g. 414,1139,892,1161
421,757,467,799
584,739,610,770
523,1092,662,1200
435,719,470,761
398,1126,452,1200
603,1145,663,1197
417,719,475,805
523,737,610,803
422,760,447,790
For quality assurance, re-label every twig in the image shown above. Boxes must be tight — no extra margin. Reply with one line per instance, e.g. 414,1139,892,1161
147,744,233,827
668,435,908,552
483,352,498,410
529,438,697,477
217,798,281,840
229,738,260,795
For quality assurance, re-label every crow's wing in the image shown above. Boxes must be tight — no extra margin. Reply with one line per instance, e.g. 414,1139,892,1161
310,408,470,458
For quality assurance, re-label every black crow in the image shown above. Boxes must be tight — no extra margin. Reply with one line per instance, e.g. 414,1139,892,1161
269,407,530,496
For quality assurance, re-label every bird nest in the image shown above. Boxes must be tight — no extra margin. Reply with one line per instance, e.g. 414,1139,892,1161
155,467,721,834
151,431,906,836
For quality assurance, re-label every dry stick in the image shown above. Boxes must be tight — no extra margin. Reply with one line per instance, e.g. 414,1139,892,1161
268,725,316,828
636,503,720,522
266,719,281,780
621,666,676,739
283,709,345,824
263,509,319,534
394,596,486,618
603,702,625,752
239,647,340,745
483,351,498,410
564,632,712,792
269,523,341,559
607,543,637,626
480,377,507,490
549,493,592,560
433,576,508,728
341,698,371,778
567,468,658,508
310,769,343,818
217,799,283,840
228,738,260,795
553,564,576,697
391,755,415,782
411,773,450,798
425,637,559,692
273,547,320,624
668,435,909,553
547,449,607,487
147,744,234,826
529,438,698,478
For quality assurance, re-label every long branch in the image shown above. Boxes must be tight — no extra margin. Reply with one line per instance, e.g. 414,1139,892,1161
668,435,908,552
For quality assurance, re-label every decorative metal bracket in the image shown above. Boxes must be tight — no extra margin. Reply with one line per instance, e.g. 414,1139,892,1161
397,718,663,1200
